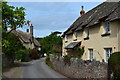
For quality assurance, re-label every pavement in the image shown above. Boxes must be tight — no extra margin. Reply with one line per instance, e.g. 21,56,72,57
22,58,67,78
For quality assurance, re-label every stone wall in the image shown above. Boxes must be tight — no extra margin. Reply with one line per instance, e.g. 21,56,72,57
2,54,12,67
50,57,108,79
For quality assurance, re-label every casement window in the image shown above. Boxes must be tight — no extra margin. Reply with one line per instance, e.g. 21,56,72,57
89,49,93,61
86,29,89,38
74,31,78,40
104,21,110,34
101,21,110,36
84,28,89,40
65,35,68,41
75,31,78,39
105,48,112,63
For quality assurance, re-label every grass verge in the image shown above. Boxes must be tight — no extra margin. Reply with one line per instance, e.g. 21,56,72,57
45,56,54,69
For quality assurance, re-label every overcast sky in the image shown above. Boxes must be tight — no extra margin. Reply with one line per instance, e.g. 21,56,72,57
8,2,103,38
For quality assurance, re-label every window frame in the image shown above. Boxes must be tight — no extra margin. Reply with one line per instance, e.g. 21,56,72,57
104,21,110,34
73,31,78,41
101,21,111,37
65,35,68,41
84,28,89,40
104,48,112,63
89,49,93,61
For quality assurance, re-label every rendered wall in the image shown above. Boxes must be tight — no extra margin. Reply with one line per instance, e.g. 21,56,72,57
62,20,120,62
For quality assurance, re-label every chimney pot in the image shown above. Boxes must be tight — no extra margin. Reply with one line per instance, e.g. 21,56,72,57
80,6,85,16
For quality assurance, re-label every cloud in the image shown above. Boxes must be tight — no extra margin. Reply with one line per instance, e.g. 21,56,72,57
8,2,101,37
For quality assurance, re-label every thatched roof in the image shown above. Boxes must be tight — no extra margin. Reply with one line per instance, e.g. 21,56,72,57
11,30,41,47
62,2,120,37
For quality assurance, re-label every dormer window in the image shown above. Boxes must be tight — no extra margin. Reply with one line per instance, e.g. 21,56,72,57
101,21,110,36
84,28,89,40
75,31,78,38
65,35,68,42
104,21,110,34
73,31,78,41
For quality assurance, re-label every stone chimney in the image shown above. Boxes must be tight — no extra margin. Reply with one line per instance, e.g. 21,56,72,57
30,24,33,36
80,6,85,16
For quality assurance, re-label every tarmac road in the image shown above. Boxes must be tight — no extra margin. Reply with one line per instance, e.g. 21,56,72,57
22,58,68,79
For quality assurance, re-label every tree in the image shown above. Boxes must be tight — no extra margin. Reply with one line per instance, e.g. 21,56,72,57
2,2,29,32
2,32,30,63
37,32,62,57
2,2,30,64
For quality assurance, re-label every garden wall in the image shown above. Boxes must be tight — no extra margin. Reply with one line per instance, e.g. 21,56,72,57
50,57,108,79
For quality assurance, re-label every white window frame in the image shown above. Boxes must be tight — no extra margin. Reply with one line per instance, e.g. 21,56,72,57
74,31,78,39
105,48,112,63
89,49,93,61
85,28,89,38
65,35,68,41
104,21,110,34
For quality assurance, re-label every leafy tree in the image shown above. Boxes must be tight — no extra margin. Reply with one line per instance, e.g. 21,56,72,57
2,2,30,64
2,2,29,32
37,32,62,57
2,32,29,63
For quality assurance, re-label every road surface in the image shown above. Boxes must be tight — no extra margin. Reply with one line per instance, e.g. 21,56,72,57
22,58,68,78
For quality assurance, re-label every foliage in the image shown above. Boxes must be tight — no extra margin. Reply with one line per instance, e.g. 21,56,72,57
66,47,84,58
37,32,62,57
30,48,40,59
2,2,29,31
45,56,54,69
15,49,31,61
63,47,84,65
108,52,120,79
2,32,28,62
2,2,30,63
63,55,71,65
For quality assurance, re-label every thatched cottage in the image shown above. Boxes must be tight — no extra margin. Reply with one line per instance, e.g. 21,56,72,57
62,2,120,62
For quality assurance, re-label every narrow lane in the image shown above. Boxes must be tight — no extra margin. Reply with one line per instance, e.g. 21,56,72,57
22,58,68,78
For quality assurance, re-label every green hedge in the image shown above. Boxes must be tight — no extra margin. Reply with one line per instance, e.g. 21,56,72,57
108,52,120,79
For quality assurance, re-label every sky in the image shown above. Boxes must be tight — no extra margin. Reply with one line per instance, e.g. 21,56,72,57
8,2,103,38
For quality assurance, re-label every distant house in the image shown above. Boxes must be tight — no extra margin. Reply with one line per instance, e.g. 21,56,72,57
11,24,41,51
62,2,120,62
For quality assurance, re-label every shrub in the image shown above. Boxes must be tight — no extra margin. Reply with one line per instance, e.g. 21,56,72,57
16,49,31,62
30,48,39,59
63,55,71,65
45,56,54,69
2,32,27,63
108,52,120,79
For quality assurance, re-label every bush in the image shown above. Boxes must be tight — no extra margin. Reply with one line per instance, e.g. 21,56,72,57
2,32,27,63
63,55,71,65
45,56,54,69
108,52,120,79
16,49,31,62
30,48,39,59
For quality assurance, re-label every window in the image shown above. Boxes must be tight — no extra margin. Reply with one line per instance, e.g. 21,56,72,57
89,49,93,61
65,35,68,41
105,48,112,63
84,28,89,40
101,21,110,36
86,29,89,38
75,31,78,39
104,21,110,34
